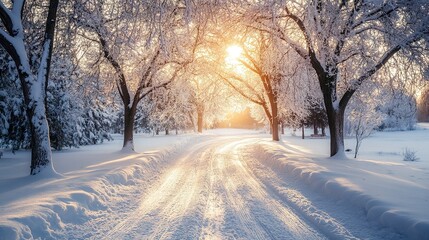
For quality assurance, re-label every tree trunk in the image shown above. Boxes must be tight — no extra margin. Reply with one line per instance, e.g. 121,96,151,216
42,0,59,101
317,72,349,157
28,92,53,175
188,111,196,132
123,106,136,151
313,122,319,135
281,121,284,134
197,110,204,133
326,106,346,157
322,126,326,136
272,117,279,141
301,124,305,139
354,134,359,158
165,128,169,135
266,86,279,141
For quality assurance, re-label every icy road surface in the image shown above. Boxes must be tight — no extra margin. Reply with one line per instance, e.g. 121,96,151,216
64,135,402,239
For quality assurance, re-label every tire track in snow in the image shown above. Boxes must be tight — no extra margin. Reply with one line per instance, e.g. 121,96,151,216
244,142,403,240
101,141,210,239
208,140,327,240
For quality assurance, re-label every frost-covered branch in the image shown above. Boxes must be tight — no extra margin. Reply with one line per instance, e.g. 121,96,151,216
347,31,427,93
96,31,129,103
139,49,161,90
218,74,264,106
139,63,185,101
283,6,313,56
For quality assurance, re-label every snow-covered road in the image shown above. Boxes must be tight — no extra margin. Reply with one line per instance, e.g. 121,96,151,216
87,136,324,239
2,132,412,239
58,135,402,240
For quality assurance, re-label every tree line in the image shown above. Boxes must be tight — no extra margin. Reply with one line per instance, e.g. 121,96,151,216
0,0,428,175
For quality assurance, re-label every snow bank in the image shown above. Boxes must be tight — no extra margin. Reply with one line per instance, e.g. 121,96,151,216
250,142,429,240
0,135,197,240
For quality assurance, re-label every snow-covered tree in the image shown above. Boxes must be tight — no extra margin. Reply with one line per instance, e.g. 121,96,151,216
0,57,30,150
143,86,190,135
253,0,429,156
216,31,291,141
0,50,25,150
1,0,114,155
67,51,118,144
46,78,76,150
378,89,417,131
376,57,426,130
72,0,200,151
186,74,227,133
0,0,59,174
347,88,385,158
304,97,328,136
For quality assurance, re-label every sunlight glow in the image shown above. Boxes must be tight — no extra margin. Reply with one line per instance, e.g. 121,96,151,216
225,45,243,66
227,45,243,59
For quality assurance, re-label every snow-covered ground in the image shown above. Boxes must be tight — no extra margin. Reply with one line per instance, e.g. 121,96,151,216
0,126,428,239
0,133,195,239
251,124,429,240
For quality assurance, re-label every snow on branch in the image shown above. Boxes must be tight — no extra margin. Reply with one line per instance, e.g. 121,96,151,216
36,40,51,87
0,1,13,34
139,49,161,90
351,31,427,90
138,57,190,102
250,13,308,60
218,74,264,106
342,30,428,108
11,0,25,16
0,27,13,45
283,6,314,56
95,31,129,103
351,4,398,30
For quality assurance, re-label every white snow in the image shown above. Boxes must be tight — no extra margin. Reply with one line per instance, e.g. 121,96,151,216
0,126,428,239
0,133,194,239
250,124,429,240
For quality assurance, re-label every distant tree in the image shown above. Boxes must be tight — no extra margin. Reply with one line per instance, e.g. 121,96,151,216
225,107,261,129
144,86,191,135
304,97,328,136
378,89,417,131
187,74,228,133
218,32,291,141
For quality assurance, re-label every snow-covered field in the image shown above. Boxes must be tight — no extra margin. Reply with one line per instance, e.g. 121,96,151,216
0,126,428,239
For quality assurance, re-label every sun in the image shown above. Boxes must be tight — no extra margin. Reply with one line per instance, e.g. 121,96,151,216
225,45,243,66
227,45,243,59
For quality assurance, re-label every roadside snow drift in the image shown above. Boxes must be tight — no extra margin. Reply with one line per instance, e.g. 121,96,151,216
249,139,429,240
0,134,195,239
